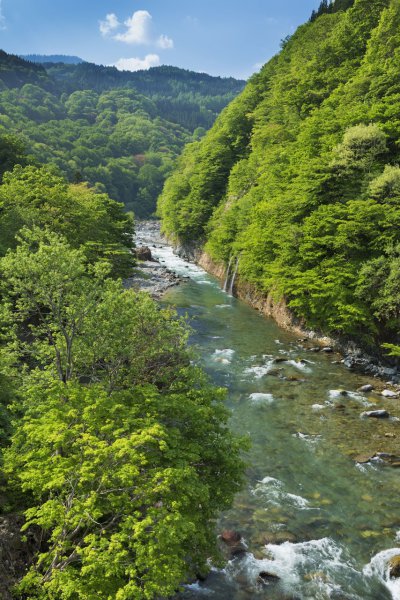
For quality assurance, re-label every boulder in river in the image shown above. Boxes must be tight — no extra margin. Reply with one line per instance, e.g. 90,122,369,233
389,555,400,578
361,410,390,419
381,389,398,398
257,571,280,585
135,246,154,261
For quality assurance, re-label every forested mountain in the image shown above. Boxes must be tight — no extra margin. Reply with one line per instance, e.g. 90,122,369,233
21,54,84,64
0,51,245,217
0,51,51,89
158,0,400,352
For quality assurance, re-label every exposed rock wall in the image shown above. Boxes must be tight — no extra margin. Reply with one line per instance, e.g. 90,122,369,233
197,251,333,343
195,250,399,381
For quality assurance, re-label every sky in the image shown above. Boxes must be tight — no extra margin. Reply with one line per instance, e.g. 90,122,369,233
0,0,319,79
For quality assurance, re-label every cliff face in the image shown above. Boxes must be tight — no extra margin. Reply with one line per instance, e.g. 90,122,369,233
195,248,398,380
197,251,332,341
159,0,400,352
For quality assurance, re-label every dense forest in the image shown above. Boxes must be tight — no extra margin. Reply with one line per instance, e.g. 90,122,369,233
0,52,245,217
0,138,244,597
158,0,400,352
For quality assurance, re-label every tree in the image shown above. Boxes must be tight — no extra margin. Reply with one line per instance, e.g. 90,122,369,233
1,229,245,598
0,166,134,276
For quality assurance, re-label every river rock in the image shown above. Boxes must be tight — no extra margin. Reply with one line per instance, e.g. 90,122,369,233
361,410,390,419
220,530,241,544
375,452,400,465
257,571,280,584
135,246,154,261
357,384,374,393
354,453,375,463
389,555,400,578
381,389,398,398
321,347,333,353
219,530,246,557
262,531,297,545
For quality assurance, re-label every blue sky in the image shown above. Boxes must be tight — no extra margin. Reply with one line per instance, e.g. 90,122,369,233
0,0,318,79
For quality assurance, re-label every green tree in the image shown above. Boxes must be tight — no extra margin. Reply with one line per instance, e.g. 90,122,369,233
0,166,134,276
0,229,245,598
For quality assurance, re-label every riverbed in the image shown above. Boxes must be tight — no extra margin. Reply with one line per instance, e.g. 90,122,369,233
137,224,400,600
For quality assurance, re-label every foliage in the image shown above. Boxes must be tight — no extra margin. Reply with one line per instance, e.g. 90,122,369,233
0,165,134,276
158,0,400,348
0,52,245,217
0,229,244,598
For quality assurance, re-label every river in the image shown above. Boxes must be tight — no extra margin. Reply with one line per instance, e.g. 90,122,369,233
137,226,400,600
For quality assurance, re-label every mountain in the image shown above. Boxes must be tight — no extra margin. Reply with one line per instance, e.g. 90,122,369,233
0,50,51,89
158,0,400,351
0,50,245,217
44,62,245,130
20,54,84,65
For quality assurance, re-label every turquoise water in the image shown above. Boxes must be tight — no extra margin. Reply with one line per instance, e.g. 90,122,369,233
138,230,400,599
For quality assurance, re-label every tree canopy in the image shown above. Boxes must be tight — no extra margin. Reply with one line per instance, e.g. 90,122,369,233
158,0,400,350
0,52,245,218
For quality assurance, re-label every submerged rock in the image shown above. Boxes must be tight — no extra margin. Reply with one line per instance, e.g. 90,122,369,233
219,530,246,557
354,453,375,463
220,530,241,544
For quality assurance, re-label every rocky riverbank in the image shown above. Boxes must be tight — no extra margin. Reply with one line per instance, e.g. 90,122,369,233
171,240,400,384
125,221,184,299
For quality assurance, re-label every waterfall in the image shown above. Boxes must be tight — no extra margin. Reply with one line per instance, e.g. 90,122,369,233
223,255,233,292
228,256,239,296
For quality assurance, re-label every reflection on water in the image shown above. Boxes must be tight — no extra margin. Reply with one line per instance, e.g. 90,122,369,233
138,228,400,599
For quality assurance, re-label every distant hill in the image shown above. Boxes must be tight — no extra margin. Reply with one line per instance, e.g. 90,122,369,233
45,62,244,95
21,54,84,65
0,49,245,217
0,50,51,89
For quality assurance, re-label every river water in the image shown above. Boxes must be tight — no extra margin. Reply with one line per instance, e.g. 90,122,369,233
137,227,400,600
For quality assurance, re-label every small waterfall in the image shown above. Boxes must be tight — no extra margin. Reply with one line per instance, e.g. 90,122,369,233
223,255,234,292
228,256,239,296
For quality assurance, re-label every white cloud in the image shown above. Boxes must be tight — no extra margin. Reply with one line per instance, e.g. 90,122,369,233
100,9,174,50
114,10,152,45
157,34,174,49
0,1,6,30
114,54,161,72
100,13,120,37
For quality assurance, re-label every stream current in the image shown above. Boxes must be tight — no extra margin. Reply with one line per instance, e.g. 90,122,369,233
137,227,400,600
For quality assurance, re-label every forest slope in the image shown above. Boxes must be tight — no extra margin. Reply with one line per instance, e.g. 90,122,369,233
158,0,400,351
0,52,245,217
